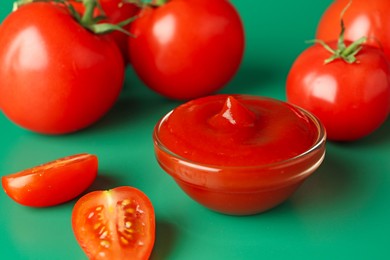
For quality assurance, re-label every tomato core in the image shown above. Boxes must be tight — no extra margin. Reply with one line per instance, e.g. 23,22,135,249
72,187,155,259
85,194,147,254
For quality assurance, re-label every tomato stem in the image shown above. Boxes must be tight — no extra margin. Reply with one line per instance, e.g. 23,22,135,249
80,0,97,25
150,0,167,6
125,0,167,8
13,0,135,35
78,0,134,35
311,0,367,64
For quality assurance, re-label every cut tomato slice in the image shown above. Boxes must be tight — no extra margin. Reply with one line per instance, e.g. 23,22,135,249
1,153,98,207
72,186,155,260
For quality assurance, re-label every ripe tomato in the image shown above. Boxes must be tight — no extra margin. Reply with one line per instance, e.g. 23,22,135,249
128,0,245,100
2,153,98,207
316,0,390,60
0,2,124,134
286,42,390,141
72,186,155,260
70,0,139,63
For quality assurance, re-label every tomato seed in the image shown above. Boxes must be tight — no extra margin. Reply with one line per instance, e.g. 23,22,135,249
125,221,132,228
99,231,108,239
121,199,131,206
120,236,129,245
93,223,101,230
100,240,110,248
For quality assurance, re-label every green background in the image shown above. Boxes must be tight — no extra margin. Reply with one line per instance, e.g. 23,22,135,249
1,0,390,259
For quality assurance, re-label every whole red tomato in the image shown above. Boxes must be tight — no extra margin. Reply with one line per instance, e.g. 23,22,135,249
2,153,98,207
0,2,124,134
128,0,245,100
316,0,390,61
286,41,390,141
72,186,155,259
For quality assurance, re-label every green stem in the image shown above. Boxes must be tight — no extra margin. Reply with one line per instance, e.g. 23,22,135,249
151,0,167,6
13,0,143,35
312,0,366,64
80,0,97,27
342,37,366,57
125,0,168,7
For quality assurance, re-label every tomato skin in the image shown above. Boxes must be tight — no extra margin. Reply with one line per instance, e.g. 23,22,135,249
286,42,390,141
99,0,139,63
316,0,390,60
72,186,155,260
128,0,245,100
1,153,98,207
0,3,124,134
70,0,139,63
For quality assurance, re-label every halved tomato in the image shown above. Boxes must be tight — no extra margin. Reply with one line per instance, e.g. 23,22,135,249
1,153,98,207
72,186,155,259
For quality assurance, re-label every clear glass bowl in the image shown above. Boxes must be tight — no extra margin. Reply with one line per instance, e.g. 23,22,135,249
153,99,326,215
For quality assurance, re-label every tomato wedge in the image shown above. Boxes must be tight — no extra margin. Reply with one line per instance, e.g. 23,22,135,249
1,153,98,207
72,186,155,260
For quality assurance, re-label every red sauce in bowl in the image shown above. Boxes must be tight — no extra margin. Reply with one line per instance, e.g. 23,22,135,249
158,95,318,166
153,94,326,215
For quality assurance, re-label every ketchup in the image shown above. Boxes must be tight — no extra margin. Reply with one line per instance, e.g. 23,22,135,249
154,94,326,214
158,94,318,166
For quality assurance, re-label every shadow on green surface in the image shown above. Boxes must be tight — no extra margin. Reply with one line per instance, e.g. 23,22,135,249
85,174,124,193
291,148,363,212
292,115,390,212
225,61,282,95
296,117,390,208
150,220,177,260
60,174,124,208
85,91,181,135
346,116,390,147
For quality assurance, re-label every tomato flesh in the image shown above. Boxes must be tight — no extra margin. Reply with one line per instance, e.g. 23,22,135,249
1,153,98,207
72,186,155,260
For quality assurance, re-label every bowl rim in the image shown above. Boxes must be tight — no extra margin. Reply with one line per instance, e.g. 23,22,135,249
153,95,327,171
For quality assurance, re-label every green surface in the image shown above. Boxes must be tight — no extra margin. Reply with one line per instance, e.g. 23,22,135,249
1,1,390,259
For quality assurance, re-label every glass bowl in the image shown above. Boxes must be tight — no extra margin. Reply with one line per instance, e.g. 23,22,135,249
153,95,326,215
